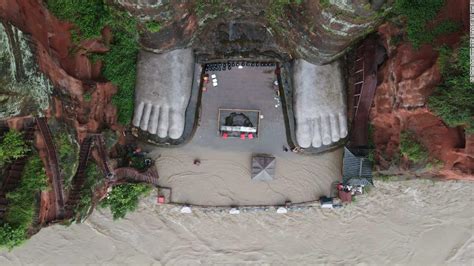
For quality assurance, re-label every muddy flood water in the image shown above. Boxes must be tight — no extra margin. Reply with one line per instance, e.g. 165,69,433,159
1,179,472,265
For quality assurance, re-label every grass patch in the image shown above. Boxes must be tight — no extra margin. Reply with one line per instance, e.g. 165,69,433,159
399,131,429,164
393,0,459,48
100,183,152,220
195,0,231,20
0,153,48,249
0,129,29,166
429,38,474,133
46,0,139,124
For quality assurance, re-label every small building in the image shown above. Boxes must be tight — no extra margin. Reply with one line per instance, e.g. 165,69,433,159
218,109,260,139
342,147,373,186
251,154,276,181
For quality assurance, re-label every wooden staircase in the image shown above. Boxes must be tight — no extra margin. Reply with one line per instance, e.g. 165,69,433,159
36,117,65,218
64,136,94,218
349,37,379,148
114,167,159,186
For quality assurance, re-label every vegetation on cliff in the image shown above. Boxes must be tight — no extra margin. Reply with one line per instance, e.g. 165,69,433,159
54,132,78,189
0,153,48,249
429,38,473,133
74,163,103,221
399,131,429,164
393,0,458,48
100,183,152,220
46,0,139,124
0,129,29,166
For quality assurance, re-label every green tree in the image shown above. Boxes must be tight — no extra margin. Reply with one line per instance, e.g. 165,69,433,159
0,224,27,250
100,183,152,220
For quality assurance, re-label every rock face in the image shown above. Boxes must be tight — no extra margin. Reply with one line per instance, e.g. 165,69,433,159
118,0,390,63
0,22,52,118
0,0,124,225
0,0,120,136
370,21,472,177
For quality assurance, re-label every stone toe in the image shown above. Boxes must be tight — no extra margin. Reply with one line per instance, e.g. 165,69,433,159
311,117,322,148
330,114,340,142
296,118,312,148
168,109,185,139
321,115,332,146
148,105,160,134
339,112,348,138
140,103,152,130
132,102,145,127
157,106,170,138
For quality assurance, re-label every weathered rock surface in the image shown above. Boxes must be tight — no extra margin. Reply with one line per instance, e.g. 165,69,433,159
0,0,120,134
0,22,52,118
118,0,390,63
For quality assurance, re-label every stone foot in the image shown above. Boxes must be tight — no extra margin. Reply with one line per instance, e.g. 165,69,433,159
293,59,348,148
132,49,194,139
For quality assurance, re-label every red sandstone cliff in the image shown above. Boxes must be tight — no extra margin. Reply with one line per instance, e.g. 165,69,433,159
0,0,119,139
371,0,473,179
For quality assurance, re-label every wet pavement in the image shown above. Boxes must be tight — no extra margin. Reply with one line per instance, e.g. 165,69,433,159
152,64,343,206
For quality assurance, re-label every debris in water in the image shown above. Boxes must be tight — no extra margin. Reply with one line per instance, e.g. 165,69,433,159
276,207,288,214
180,206,192,214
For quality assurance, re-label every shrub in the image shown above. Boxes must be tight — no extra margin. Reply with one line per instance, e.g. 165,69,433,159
100,183,152,220
46,0,139,124
399,131,429,163
0,154,48,249
429,38,474,133
0,224,27,250
0,129,29,164
393,0,458,48
46,0,110,42
145,21,162,33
